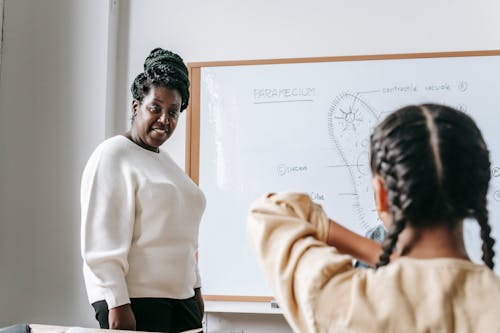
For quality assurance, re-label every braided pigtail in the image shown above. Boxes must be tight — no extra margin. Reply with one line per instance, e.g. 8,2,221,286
371,105,450,268
437,106,494,270
475,205,495,269
376,213,406,268
371,126,413,268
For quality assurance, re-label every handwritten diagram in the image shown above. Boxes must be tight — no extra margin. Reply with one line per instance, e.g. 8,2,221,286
327,92,381,232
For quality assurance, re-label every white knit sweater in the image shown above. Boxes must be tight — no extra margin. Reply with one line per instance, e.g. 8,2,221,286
81,135,206,308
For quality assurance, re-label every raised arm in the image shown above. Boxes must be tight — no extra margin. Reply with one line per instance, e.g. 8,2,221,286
326,220,382,267
248,192,355,333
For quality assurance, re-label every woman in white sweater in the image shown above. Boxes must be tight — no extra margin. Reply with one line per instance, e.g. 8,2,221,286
248,104,499,332
81,48,205,333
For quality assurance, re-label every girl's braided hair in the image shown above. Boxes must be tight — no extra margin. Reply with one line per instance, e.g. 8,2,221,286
131,48,190,111
370,104,494,269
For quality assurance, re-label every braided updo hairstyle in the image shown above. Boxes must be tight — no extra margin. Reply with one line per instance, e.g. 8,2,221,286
131,48,190,111
370,104,495,269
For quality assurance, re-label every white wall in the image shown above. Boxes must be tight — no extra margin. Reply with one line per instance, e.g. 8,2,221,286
0,0,499,331
29,0,110,326
0,0,110,327
0,0,36,325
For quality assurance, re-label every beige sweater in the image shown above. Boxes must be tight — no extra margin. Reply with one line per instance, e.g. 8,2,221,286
248,192,500,333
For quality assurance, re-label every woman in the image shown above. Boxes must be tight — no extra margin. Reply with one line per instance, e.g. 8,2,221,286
81,48,205,333
248,104,500,332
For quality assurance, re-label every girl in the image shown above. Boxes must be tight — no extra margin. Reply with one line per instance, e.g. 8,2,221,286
248,104,499,332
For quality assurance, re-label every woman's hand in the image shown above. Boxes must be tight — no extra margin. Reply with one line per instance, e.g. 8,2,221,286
108,303,136,331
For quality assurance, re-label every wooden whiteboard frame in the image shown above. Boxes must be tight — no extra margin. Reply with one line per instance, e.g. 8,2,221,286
186,50,500,302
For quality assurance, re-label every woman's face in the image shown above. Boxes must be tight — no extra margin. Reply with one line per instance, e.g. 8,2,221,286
130,86,182,151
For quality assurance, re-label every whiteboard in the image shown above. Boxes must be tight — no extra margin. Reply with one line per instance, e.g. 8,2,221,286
187,51,500,300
